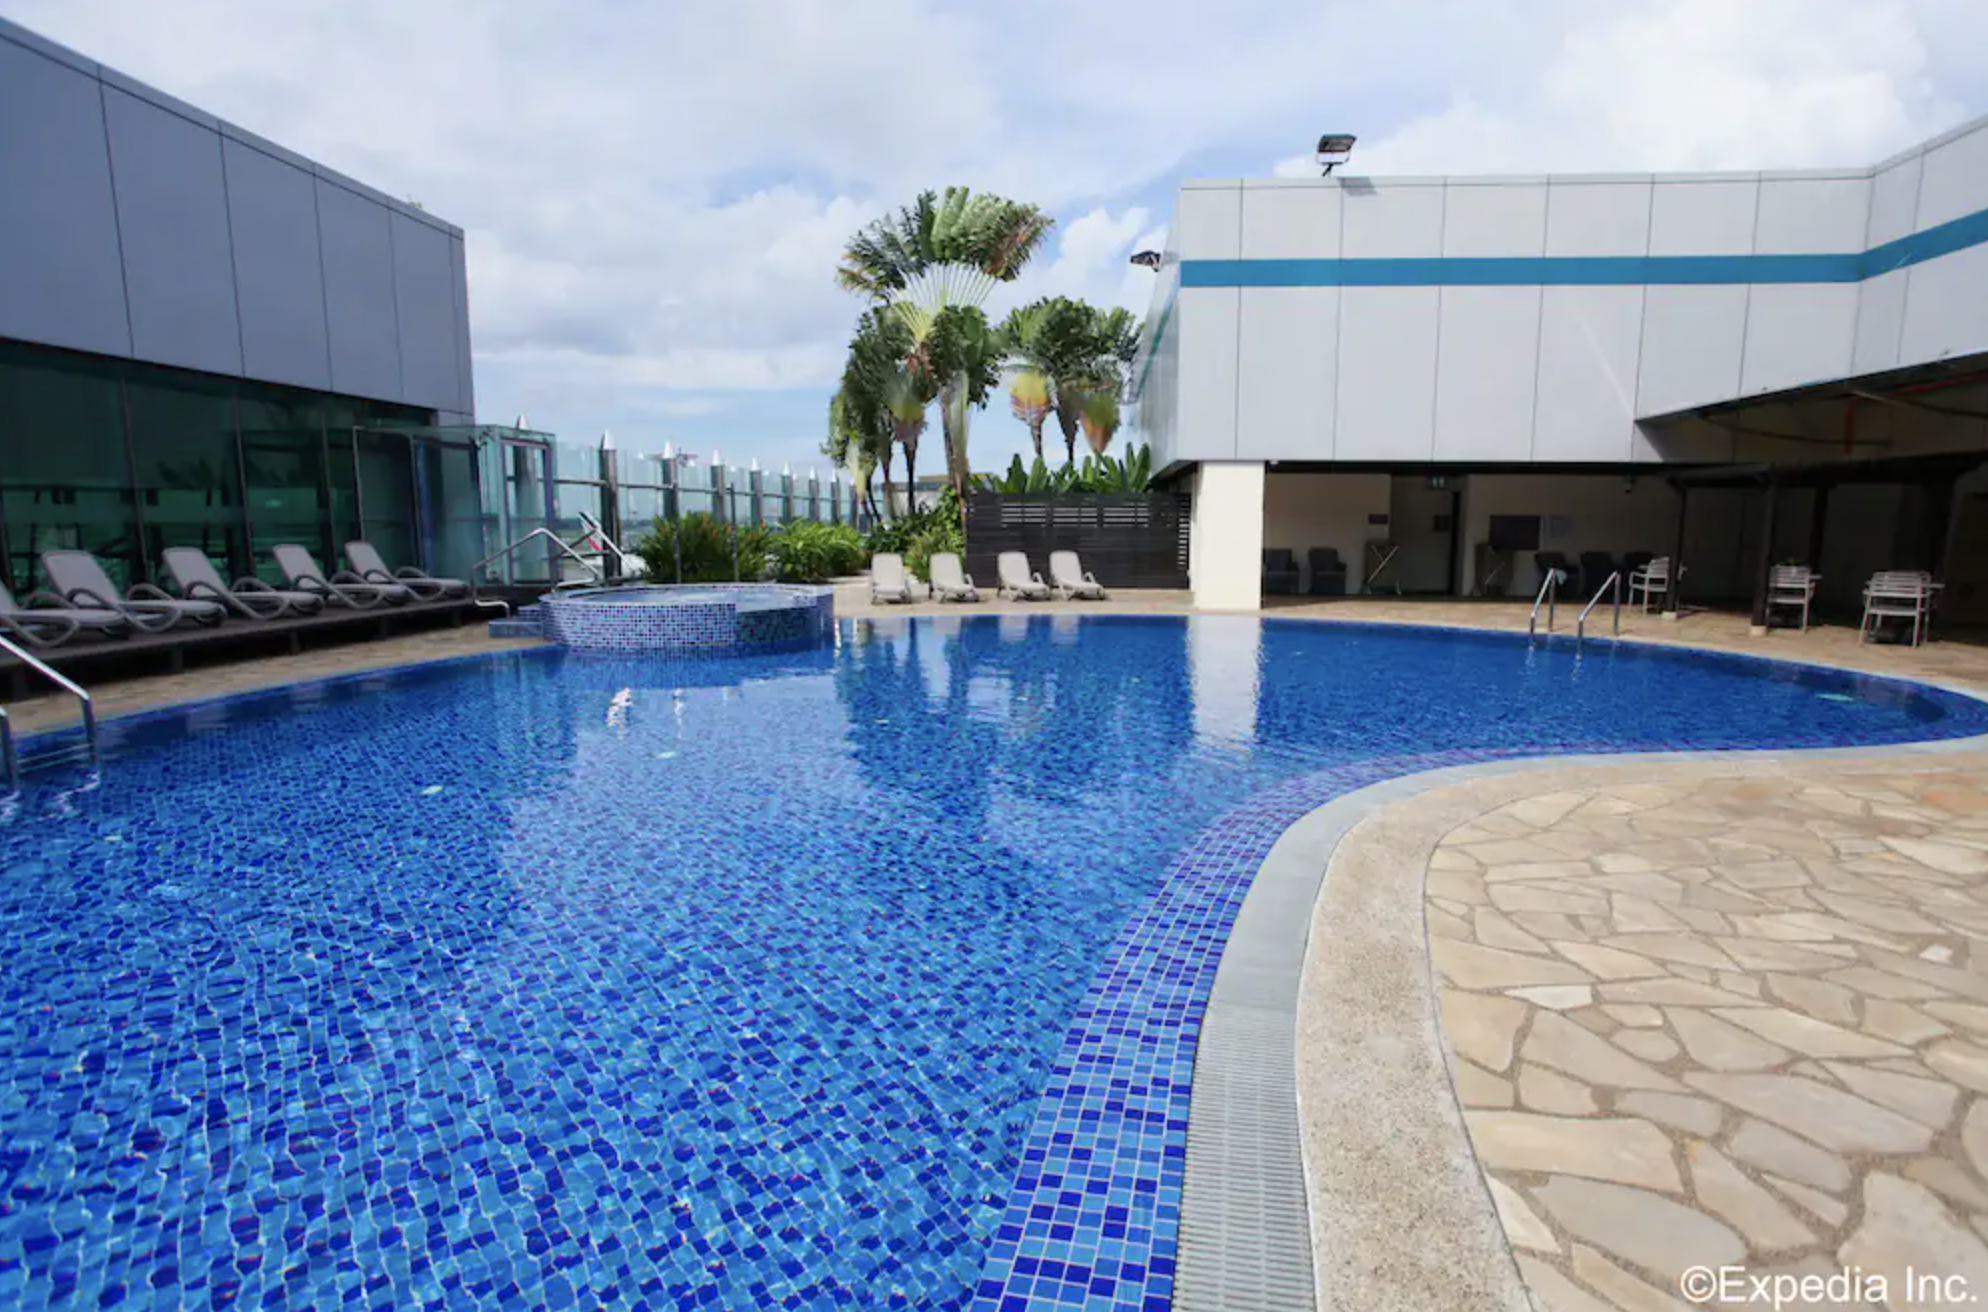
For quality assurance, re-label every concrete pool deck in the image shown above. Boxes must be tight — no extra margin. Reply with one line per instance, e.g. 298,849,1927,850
12,588,1988,1309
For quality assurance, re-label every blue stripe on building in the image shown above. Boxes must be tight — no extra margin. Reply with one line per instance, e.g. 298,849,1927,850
1176,204,1988,289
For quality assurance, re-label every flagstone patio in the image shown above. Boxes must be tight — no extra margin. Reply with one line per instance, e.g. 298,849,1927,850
1413,761,1988,1310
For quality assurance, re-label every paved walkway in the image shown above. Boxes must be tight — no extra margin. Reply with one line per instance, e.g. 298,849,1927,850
1426,761,1988,1309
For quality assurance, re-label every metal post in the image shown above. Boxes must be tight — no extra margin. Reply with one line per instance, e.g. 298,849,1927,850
749,463,765,528
1806,484,1830,571
829,472,841,525
598,431,621,582
1664,488,1688,618
808,470,820,523
711,462,727,524
662,445,682,585
781,464,794,525
1749,482,1779,632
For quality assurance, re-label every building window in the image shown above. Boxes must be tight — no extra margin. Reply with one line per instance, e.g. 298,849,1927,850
0,341,138,593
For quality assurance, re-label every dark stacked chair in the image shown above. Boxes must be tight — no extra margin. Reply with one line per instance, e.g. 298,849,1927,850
1262,549,1301,596
1307,547,1348,596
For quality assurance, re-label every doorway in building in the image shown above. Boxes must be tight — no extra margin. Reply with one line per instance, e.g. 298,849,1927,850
1388,475,1462,595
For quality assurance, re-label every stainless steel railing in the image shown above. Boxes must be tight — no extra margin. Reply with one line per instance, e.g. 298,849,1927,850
0,633,98,788
1577,572,1623,646
1528,569,1564,640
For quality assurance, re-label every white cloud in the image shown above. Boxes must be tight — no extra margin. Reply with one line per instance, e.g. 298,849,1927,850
1337,0,1976,176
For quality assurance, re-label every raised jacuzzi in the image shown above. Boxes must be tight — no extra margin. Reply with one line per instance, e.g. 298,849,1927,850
535,583,835,653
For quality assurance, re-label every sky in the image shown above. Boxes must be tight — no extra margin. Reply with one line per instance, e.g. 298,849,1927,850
7,0,1988,477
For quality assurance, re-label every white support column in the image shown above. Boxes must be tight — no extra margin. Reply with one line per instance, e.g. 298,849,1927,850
1190,461,1266,611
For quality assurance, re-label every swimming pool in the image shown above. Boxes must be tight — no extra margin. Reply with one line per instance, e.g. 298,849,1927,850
1,617,1983,1311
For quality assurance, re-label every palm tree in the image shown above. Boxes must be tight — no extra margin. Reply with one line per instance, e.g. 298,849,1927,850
841,188,1052,508
823,393,882,521
1001,297,1117,465
836,309,917,518
1009,368,1053,460
1079,390,1121,457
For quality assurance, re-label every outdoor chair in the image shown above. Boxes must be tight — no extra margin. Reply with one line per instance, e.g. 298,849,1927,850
927,553,980,604
869,553,914,605
163,547,327,620
1578,551,1617,598
0,582,131,648
345,541,468,601
996,552,1050,601
1534,551,1574,595
1262,549,1300,596
1627,557,1680,613
1307,548,1348,596
272,544,400,609
1049,551,1106,601
41,550,223,632
1621,550,1656,581
1862,570,1939,647
1765,565,1819,632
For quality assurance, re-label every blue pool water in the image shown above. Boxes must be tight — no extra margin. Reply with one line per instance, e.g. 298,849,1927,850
1,616,1984,1312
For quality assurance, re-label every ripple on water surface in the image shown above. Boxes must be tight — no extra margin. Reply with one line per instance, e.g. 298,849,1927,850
0,616,1980,1311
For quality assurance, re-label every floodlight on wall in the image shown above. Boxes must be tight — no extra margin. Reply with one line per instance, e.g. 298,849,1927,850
1316,133,1357,175
1129,250,1164,269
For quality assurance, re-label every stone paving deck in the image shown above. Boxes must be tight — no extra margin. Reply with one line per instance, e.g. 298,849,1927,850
1418,760,1988,1311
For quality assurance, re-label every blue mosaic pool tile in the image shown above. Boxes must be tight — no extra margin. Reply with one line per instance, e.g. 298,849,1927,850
537,584,833,653
3,617,1984,1312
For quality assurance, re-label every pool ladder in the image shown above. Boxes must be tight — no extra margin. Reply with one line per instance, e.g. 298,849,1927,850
471,512,646,595
1528,569,1565,640
0,633,98,789
1577,572,1623,647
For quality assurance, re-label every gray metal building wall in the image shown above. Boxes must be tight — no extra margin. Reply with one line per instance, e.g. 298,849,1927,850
0,15,474,422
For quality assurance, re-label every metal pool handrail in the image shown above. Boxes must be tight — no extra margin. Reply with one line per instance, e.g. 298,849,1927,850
1528,569,1563,640
577,510,647,579
1578,571,1623,646
472,527,604,590
0,633,98,788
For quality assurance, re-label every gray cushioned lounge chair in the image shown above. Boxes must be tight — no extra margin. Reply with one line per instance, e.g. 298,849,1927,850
345,541,468,601
870,553,913,604
996,552,1050,601
41,550,223,631
163,547,327,620
1049,551,1106,601
272,544,402,609
928,553,980,603
0,583,131,648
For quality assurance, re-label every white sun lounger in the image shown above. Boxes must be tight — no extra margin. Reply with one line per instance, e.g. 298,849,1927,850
163,547,327,620
928,553,980,603
0,582,131,648
41,550,223,631
271,544,402,609
997,552,1050,601
345,541,468,601
870,553,914,604
1049,551,1106,601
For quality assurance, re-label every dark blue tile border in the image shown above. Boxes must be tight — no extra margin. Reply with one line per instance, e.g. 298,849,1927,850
967,621,1988,1312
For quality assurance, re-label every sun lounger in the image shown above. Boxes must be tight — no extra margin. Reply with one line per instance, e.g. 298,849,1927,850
997,552,1050,601
163,547,327,620
870,553,914,604
928,553,980,603
0,583,131,648
272,544,401,609
41,550,223,631
345,541,468,600
1049,551,1105,601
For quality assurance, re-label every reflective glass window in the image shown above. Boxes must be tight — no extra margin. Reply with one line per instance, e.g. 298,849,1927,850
0,342,138,592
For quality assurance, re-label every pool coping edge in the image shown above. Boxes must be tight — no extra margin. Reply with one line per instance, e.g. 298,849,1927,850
1179,721,1988,1312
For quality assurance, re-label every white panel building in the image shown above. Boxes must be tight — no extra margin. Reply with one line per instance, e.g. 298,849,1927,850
1134,115,1988,620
